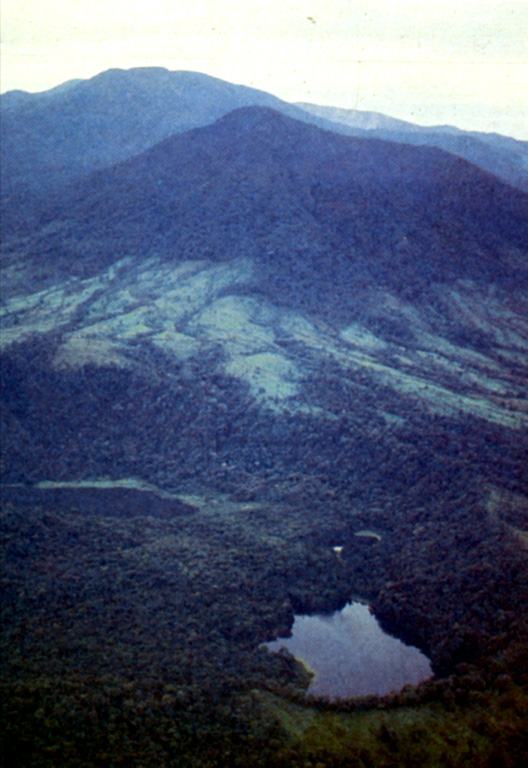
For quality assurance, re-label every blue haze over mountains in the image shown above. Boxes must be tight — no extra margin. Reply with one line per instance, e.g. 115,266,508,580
1,67,527,214
1,67,528,766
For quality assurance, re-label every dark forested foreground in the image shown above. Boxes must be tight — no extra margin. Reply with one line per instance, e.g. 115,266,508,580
1,79,528,765
1,483,528,767
1,342,528,766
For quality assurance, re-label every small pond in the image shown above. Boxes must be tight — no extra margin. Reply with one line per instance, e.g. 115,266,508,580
262,601,432,699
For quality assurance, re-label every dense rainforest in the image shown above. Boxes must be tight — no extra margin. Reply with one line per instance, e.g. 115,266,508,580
2,332,527,766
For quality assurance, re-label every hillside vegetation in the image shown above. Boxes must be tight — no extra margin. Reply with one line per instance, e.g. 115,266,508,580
1,77,528,766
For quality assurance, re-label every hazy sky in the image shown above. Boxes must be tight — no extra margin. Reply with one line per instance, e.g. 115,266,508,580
1,0,527,138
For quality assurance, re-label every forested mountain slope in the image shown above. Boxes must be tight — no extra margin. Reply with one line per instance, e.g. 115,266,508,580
298,101,528,192
2,66,527,235
1,98,528,767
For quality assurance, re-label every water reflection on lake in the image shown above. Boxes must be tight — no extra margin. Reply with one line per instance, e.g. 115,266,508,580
263,602,432,699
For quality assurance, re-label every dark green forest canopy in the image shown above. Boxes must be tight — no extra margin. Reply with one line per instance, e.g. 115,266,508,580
2,334,528,765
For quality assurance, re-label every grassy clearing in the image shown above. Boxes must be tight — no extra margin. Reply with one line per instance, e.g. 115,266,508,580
255,683,528,767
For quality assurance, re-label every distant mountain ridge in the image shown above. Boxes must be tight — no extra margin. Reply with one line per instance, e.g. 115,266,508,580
1,67,527,231
297,102,528,193
296,102,427,133
0,69,317,202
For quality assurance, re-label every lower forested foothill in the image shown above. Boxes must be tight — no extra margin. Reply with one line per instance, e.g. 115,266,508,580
1,333,527,767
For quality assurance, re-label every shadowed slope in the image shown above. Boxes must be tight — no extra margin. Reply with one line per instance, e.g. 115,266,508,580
5,106,527,321
2,67,527,234
297,101,528,193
